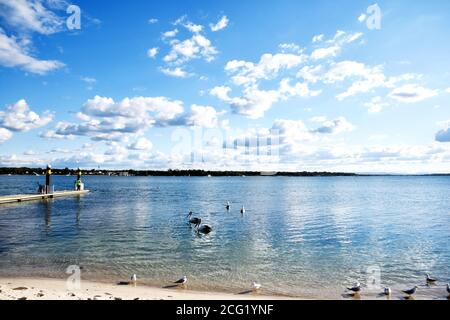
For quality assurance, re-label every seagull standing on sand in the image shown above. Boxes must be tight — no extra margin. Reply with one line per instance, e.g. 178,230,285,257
241,206,246,214
402,286,418,296
252,282,262,292
347,282,361,293
446,284,450,295
174,276,188,287
131,274,137,285
426,273,437,284
383,287,391,296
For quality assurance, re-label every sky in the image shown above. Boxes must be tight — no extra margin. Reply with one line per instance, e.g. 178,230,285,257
0,0,450,173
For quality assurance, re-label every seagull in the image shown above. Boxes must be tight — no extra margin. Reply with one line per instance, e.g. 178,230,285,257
196,222,212,234
426,273,437,283
446,284,450,294
225,201,230,211
347,282,361,293
131,274,137,283
252,282,262,291
402,286,418,296
383,287,392,296
174,276,188,286
241,206,246,214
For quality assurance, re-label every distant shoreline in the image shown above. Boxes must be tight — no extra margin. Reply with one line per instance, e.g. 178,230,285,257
1,167,449,177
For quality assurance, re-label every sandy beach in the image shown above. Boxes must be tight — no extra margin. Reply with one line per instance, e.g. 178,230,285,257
0,277,295,301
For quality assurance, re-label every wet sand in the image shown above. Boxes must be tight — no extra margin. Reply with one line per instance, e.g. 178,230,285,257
1,277,448,300
0,277,295,300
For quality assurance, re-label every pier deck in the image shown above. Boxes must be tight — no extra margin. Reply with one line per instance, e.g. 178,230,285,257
0,190,90,205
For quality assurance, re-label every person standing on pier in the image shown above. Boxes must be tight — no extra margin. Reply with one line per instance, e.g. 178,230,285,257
75,168,82,191
45,165,52,194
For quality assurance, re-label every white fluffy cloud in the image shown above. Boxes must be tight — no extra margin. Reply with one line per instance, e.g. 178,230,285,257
0,0,64,35
42,95,185,142
159,67,189,78
0,99,53,132
155,16,229,78
211,76,319,119
272,119,316,142
210,16,229,32
312,34,324,43
225,53,307,86
162,29,178,38
226,117,356,158
82,96,184,122
147,47,159,58
312,117,355,134
0,99,53,143
358,13,367,23
41,96,225,143
388,84,438,103
311,31,363,60
0,28,64,74
210,85,268,119
363,96,389,113
155,16,221,77
0,1,69,74
176,104,222,128
0,127,12,143
163,34,218,64
296,59,429,103
127,137,153,150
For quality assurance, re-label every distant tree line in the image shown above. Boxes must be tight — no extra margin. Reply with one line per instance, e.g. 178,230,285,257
0,167,359,177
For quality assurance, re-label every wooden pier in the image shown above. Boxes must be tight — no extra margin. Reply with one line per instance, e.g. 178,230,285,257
0,190,90,205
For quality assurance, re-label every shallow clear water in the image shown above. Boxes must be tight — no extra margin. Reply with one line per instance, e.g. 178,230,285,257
0,175,449,299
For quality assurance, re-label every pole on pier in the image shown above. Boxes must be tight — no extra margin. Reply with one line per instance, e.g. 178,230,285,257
45,164,52,194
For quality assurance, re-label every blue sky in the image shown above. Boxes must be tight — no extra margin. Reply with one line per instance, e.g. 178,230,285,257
0,0,450,173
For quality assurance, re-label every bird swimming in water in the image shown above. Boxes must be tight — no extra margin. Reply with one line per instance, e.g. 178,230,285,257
426,273,437,284
226,201,230,211
252,282,262,291
174,276,188,286
187,211,201,226
347,282,361,293
196,222,212,234
383,287,391,296
402,286,418,296
240,206,245,214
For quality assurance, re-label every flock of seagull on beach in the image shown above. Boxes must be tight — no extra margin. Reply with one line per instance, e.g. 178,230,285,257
122,202,449,299
123,271,450,299
346,273,450,299
125,274,262,293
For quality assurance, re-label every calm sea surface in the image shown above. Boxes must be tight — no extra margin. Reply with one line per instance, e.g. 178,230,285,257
0,175,449,299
